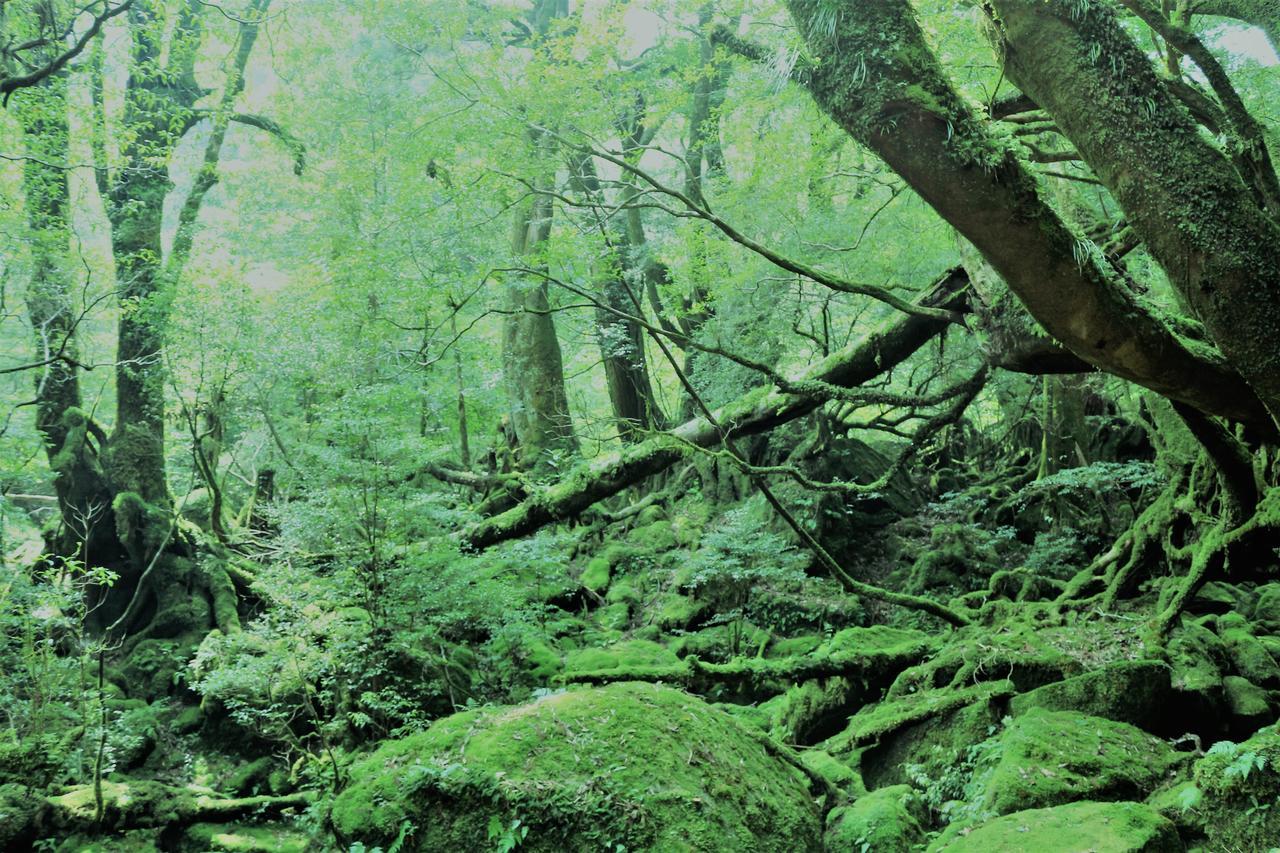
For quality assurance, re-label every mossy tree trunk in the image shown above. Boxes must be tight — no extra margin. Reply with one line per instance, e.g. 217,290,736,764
503,180,580,474
782,0,1270,428
500,0,579,474
18,76,119,564
983,0,1280,425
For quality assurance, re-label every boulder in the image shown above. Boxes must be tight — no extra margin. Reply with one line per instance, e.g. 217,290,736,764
825,785,925,852
931,801,1181,852
1216,613,1280,686
975,709,1182,816
329,683,823,851
1008,660,1172,732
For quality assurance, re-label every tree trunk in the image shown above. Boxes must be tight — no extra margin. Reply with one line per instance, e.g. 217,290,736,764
782,0,1270,430
983,0,1280,426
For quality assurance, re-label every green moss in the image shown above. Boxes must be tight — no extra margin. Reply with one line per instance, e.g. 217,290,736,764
975,710,1181,817
828,680,1013,757
654,593,705,630
1222,675,1271,722
174,705,203,734
1008,660,1172,730
1180,723,1280,847
825,785,925,852
0,783,38,848
579,556,610,593
563,640,677,674
930,800,1180,852
1166,620,1227,695
47,779,194,830
523,638,563,682
598,601,631,631
1254,583,1280,631
628,520,677,552
1216,612,1280,686
605,579,640,606
798,749,861,793
184,822,309,852
766,634,824,658
203,558,242,634
329,683,822,851
225,757,273,796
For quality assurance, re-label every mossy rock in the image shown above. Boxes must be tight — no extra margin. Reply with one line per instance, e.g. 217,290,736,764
1167,722,1280,848
1166,620,1227,695
184,822,310,852
1190,581,1248,615
580,556,611,593
766,634,824,659
1216,613,1280,686
45,779,194,832
0,783,40,848
975,709,1182,816
930,800,1181,852
671,624,769,662
849,684,1008,790
798,749,861,793
225,757,274,797
1222,674,1272,730
824,784,925,852
121,636,202,700
1254,582,1280,632
563,640,677,674
522,638,563,682
653,593,706,631
1008,660,1172,732
329,682,823,851
628,520,678,553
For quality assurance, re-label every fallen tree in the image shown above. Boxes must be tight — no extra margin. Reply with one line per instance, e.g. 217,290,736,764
463,267,969,549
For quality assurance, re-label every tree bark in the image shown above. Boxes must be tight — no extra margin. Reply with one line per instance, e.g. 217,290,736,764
985,0,1280,425
781,0,1270,430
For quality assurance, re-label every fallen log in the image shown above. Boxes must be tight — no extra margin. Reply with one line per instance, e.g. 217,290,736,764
463,268,970,550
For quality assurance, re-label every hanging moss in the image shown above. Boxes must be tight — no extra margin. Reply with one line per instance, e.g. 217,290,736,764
328,683,823,851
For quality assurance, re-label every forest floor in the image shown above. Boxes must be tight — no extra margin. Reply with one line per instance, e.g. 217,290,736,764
5,483,1280,852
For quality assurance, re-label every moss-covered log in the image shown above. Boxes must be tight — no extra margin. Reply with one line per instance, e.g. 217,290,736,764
562,632,938,690
464,268,968,549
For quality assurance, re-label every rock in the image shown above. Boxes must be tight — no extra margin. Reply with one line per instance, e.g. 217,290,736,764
1216,613,1280,686
1190,581,1247,615
184,822,309,852
329,683,823,851
1222,675,1273,731
1254,583,1280,632
843,685,1007,790
931,800,1182,852
224,757,274,797
975,709,1182,816
1009,660,1172,732
1175,722,1280,848
1166,621,1226,695
825,785,925,852
0,783,39,849
562,639,677,674
579,556,610,593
